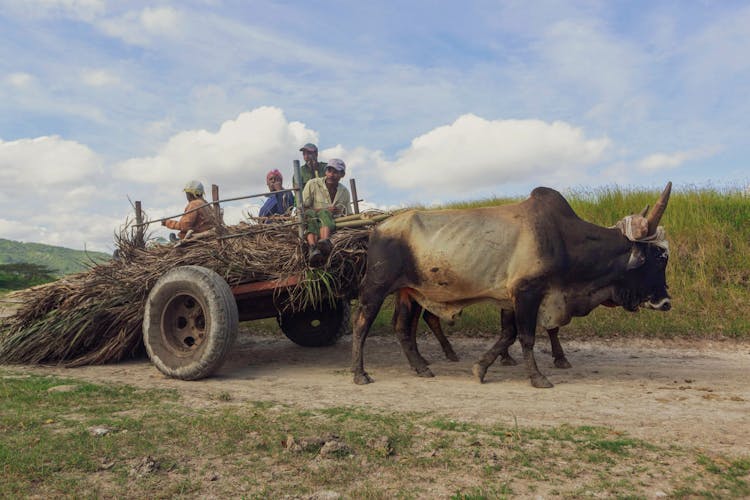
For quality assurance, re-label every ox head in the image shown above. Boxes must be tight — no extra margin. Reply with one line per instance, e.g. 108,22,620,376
614,182,672,312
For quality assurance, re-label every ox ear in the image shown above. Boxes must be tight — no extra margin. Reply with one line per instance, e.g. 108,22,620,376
627,246,645,270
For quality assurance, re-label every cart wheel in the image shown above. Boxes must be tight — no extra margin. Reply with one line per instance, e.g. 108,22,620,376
277,299,349,347
143,265,238,380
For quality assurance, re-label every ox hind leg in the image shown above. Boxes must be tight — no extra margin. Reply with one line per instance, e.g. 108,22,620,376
393,299,429,366
472,308,517,383
547,328,572,369
493,313,571,369
421,310,460,362
397,303,460,365
394,292,434,377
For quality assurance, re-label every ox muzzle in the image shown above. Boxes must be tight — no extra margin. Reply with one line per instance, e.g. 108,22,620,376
643,297,671,311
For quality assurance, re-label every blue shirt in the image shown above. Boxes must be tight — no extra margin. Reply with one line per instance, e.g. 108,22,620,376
259,191,294,217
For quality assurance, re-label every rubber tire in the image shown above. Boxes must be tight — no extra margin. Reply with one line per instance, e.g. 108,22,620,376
143,265,238,380
277,299,349,347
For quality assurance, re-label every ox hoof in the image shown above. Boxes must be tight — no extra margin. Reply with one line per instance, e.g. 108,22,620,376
554,358,572,369
354,372,374,385
499,355,518,366
445,351,460,362
472,363,487,383
530,374,554,388
416,367,434,378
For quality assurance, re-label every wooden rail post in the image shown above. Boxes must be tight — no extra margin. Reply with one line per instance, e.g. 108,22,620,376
134,201,145,248
211,184,221,223
211,183,227,237
349,179,360,214
293,160,305,239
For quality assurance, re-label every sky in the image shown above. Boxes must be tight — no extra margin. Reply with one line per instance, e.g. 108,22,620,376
1,0,749,252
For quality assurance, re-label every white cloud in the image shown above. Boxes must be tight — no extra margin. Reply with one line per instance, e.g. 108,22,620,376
0,135,102,188
114,107,317,196
637,152,691,171
6,72,34,87
381,114,610,195
81,68,120,87
636,147,719,172
141,6,181,35
97,6,183,46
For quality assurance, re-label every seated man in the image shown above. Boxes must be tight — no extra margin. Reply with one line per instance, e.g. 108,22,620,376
259,169,294,217
301,158,352,266
162,180,215,239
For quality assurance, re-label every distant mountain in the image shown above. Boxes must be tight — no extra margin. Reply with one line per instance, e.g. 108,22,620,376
0,238,110,277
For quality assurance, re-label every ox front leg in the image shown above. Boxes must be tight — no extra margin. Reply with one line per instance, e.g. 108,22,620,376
472,309,517,383
515,292,553,388
396,295,433,378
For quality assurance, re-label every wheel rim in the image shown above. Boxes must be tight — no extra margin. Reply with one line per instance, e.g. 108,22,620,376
160,293,208,355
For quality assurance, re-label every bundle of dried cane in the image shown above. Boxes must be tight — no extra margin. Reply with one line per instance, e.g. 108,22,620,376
0,211,388,367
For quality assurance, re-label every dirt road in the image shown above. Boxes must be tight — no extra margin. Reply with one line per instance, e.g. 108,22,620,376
7,332,750,456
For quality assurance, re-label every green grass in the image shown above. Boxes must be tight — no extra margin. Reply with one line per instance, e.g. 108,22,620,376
4,371,746,498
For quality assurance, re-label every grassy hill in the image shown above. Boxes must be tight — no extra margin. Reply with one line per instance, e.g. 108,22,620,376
0,238,110,277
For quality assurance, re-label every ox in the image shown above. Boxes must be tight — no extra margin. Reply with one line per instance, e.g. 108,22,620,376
353,183,672,388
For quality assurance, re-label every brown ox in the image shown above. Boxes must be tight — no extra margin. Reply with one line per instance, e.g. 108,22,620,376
353,183,672,388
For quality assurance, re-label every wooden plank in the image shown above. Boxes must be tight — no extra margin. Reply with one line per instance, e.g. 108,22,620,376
231,275,300,297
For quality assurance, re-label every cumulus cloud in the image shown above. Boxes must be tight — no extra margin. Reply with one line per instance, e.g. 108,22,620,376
381,114,610,195
0,135,115,249
114,107,317,196
97,6,183,46
0,135,102,188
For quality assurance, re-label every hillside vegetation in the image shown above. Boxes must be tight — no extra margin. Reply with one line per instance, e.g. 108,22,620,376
0,239,110,278
422,185,750,339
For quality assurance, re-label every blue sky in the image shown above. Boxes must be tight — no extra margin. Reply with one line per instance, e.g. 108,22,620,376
1,0,748,251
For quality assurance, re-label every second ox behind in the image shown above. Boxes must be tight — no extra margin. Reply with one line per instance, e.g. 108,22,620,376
352,183,672,388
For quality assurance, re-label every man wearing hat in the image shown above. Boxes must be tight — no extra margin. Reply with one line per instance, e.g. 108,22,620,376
301,158,352,266
259,169,294,217
162,180,216,239
294,143,327,193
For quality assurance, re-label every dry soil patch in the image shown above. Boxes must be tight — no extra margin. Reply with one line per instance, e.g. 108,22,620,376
6,332,750,456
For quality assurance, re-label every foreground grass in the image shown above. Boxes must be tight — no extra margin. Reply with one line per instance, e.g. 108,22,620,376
2,371,748,498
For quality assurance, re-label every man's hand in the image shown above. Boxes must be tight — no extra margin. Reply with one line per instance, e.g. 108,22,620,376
161,220,167,226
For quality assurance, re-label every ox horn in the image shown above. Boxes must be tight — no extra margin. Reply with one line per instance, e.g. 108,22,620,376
638,205,649,217
647,181,672,235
